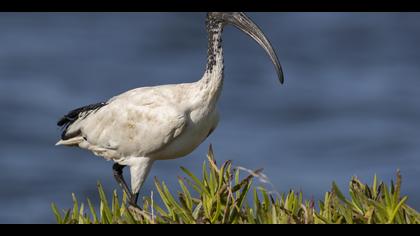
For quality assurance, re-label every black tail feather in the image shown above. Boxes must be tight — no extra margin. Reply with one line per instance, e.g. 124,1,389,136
57,102,107,139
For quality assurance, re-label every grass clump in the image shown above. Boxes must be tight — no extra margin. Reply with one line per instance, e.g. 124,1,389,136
52,146,420,224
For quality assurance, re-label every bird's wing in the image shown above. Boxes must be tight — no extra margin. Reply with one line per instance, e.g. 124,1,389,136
58,93,188,158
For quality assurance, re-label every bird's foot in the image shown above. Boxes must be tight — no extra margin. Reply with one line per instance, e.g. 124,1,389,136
127,203,145,222
128,202,142,211
128,193,141,210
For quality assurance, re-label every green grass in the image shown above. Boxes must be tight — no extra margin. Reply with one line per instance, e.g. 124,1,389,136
52,145,420,224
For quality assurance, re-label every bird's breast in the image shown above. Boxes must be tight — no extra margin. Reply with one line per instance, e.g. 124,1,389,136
153,107,219,160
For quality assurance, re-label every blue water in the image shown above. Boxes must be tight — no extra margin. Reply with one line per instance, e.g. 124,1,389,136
1,12,420,223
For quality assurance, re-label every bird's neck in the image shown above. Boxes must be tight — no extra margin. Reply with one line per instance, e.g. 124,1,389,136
195,21,224,108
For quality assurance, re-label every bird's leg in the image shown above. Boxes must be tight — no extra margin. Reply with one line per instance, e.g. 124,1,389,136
129,192,140,207
113,163,142,209
128,157,154,208
112,163,132,200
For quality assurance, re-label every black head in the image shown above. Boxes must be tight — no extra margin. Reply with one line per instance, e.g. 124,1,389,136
207,12,284,84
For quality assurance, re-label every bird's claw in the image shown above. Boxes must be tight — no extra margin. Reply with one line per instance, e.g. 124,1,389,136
128,202,142,211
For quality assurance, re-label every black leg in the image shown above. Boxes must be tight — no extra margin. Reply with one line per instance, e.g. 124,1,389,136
129,192,140,207
113,163,142,209
112,163,132,199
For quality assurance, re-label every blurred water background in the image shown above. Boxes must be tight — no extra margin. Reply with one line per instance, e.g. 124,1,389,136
0,12,419,223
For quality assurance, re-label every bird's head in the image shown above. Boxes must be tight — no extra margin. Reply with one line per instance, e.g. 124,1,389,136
207,12,284,84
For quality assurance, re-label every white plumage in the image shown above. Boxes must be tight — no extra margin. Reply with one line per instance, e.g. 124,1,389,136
56,12,284,207
57,65,222,193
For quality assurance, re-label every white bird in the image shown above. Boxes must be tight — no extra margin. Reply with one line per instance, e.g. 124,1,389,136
56,12,284,207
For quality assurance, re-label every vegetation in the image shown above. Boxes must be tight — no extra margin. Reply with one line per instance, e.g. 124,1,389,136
52,146,420,224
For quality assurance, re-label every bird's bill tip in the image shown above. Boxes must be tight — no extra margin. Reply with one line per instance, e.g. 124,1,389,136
279,75,285,85
226,12,285,85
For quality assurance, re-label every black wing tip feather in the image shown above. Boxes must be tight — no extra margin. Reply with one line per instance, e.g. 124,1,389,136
57,102,107,139
57,115,74,127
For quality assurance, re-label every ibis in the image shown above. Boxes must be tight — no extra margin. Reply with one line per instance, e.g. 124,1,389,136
56,12,284,207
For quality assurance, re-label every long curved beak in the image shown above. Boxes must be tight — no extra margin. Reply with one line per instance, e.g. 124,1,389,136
225,12,284,84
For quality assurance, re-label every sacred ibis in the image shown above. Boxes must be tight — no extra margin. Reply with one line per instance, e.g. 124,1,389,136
56,12,284,207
